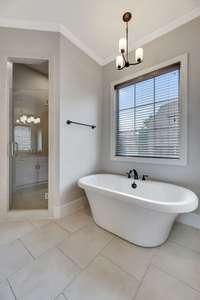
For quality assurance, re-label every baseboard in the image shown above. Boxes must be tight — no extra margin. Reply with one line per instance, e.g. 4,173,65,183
53,196,87,218
177,212,200,229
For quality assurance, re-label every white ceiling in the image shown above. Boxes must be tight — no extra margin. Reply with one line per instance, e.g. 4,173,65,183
0,0,200,65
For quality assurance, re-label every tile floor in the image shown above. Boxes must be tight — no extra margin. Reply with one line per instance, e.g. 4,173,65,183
12,183,48,210
0,209,200,300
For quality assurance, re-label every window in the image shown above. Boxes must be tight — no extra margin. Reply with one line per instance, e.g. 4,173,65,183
111,55,187,165
15,125,32,151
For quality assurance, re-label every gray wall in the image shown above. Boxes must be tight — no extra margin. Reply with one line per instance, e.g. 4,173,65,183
59,34,102,204
0,27,102,211
101,17,200,214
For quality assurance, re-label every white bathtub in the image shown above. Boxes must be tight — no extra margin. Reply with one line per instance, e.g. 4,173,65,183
78,174,198,247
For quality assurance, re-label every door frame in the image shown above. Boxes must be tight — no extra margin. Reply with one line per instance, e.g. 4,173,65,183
0,52,57,219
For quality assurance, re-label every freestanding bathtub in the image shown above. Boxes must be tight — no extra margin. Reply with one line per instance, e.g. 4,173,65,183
78,174,198,247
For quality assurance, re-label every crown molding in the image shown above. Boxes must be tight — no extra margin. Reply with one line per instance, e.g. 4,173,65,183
0,6,199,67
59,24,103,65
0,17,59,32
0,17,104,65
102,6,200,66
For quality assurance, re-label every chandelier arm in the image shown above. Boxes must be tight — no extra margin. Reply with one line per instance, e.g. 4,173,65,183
129,61,142,66
118,65,126,70
121,51,127,64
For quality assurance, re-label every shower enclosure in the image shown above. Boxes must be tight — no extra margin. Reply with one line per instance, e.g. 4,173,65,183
9,59,49,210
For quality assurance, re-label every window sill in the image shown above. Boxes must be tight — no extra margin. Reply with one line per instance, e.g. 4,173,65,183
111,155,187,166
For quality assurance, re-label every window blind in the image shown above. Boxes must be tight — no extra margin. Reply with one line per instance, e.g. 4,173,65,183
15,125,32,151
115,63,180,159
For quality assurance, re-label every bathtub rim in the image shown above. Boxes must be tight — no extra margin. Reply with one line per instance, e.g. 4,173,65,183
78,174,198,214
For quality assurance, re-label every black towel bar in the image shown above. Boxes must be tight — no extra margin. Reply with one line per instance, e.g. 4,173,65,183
66,120,96,129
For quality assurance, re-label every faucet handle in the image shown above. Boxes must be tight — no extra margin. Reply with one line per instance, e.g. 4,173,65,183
126,170,132,178
142,174,149,181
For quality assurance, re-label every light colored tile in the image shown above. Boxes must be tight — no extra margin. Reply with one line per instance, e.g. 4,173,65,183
0,221,34,245
0,239,33,281
170,222,200,252
64,256,139,300
135,265,200,300
30,219,50,228
0,281,15,300
152,241,200,291
21,222,69,257
58,224,113,268
102,237,157,280
9,248,80,300
56,210,93,233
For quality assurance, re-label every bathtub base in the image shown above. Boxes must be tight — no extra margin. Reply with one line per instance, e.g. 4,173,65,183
86,190,178,247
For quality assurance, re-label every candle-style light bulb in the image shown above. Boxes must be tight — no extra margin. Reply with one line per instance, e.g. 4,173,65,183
119,38,127,53
116,55,123,69
135,48,144,63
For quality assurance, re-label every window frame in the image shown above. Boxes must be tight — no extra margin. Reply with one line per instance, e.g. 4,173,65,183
110,54,188,166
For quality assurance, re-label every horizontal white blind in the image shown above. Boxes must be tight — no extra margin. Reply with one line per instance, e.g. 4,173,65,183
15,125,32,151
115,64,180,159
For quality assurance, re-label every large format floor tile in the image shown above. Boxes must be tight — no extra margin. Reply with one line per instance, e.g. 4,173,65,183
64,256,139,300
152,241,200,291
21,222,69,257
58,224,113,268
0,221,34,245
170,222,200,252
135,265,200,300
0,239,33,281
56,210,93,233
0,281,15,300
102,237,157,280
9,248,80,300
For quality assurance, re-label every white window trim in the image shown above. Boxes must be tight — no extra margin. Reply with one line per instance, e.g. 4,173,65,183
110,54,188,166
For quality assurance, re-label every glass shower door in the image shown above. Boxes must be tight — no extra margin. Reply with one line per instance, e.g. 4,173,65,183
9,60,49,210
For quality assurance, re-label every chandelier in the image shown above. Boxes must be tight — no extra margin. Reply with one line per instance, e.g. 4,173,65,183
116,12,144,70
16,114,40,125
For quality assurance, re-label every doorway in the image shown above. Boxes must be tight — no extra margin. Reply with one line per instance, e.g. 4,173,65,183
9,59,49,210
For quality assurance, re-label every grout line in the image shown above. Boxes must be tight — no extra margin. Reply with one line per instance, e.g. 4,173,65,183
52,221,72,237
57,233,116,295
131,241,162,300
7,279,17,300
56,228,114,271
151,262,200,295
99,253,140,282
18,238,36,260
133,264,152,300
17,221,73,261
56,247,82,270
132,254,156,300
53,221,74,235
